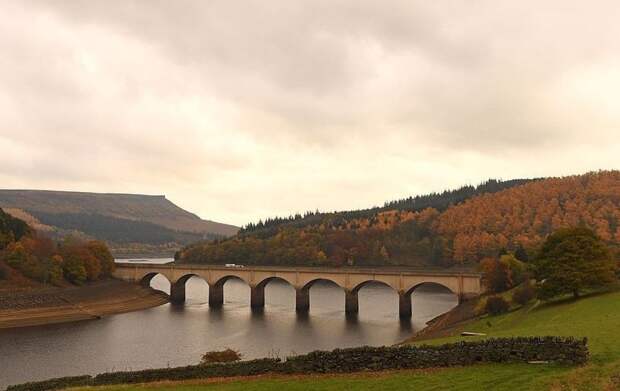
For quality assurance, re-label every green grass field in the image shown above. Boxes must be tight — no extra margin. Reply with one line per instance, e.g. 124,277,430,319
70,290,620,391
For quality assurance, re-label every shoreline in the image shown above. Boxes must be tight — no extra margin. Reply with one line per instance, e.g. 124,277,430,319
401,299,480,344
0,279,169,330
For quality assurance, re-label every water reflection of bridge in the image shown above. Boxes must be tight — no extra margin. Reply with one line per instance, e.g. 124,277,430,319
114,263,482,318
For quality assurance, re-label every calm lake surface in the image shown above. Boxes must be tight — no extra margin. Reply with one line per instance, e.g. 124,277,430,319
0,259,457,389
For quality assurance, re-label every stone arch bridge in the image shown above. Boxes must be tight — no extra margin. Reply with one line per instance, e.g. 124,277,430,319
114,263,482,318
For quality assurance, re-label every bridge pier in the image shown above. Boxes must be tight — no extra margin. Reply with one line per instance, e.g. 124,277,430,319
345,290,358,315
208,283,224,308
296,288,310,312
250,285,265,309
170,281,186,304
399,292,412,319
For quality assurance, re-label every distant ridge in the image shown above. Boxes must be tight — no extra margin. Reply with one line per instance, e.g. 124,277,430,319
0,190,238,256
0,190,238,235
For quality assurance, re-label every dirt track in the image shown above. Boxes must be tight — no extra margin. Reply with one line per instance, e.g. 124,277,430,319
0,279,169,329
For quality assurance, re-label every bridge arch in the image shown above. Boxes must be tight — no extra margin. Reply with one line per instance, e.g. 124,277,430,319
255,276,294,290
212,274,250,288
170,273,209,304
174,273,201,285
140,272,164,288
344,280,399,317
351,280,400,316
405,281,457,296
301,278,345,291
139,272,172,295
397,281,459,319
351,279,397,294
294,278,346,314
250,277,296,310
207,275,250,308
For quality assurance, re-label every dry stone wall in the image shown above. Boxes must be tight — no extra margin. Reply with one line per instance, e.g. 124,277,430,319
7,337,588,391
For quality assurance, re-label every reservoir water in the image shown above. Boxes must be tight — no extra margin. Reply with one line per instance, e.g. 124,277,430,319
0,259,458,389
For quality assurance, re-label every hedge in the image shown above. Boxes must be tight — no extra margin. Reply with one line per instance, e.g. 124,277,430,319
6,337,588,391
5,376,92,391
281,337,588,373
92,358,280,385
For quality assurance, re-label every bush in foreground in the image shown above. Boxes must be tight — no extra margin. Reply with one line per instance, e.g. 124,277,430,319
201,349,242,365
0,263,8,280
512,283,536,306
486,296,510,315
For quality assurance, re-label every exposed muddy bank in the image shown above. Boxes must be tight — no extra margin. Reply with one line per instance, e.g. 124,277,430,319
403,299,480,343
0,279,168,329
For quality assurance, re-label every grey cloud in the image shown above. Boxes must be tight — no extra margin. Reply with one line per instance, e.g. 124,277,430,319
23,1,463,114
27,0,620,149
1,0,620,224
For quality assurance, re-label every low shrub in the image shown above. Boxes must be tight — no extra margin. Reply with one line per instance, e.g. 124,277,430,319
486,296,510,315
0,264,8,280
513,283,536,306
201,348,242,364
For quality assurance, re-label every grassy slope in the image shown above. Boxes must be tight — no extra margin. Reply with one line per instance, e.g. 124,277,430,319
69,365,570,391
70,291,620,391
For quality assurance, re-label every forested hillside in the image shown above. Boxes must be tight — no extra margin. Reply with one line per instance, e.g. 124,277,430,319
30,212,207,245
0,209,31,249
435,171,620,263
239,178,533,235
178,171,620,268
0,191,239,256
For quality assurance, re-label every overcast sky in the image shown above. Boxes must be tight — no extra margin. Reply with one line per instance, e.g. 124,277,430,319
1,1,619,226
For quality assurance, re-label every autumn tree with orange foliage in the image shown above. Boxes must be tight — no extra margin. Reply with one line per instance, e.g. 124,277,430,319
5,234,64,285
59,239,116,283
